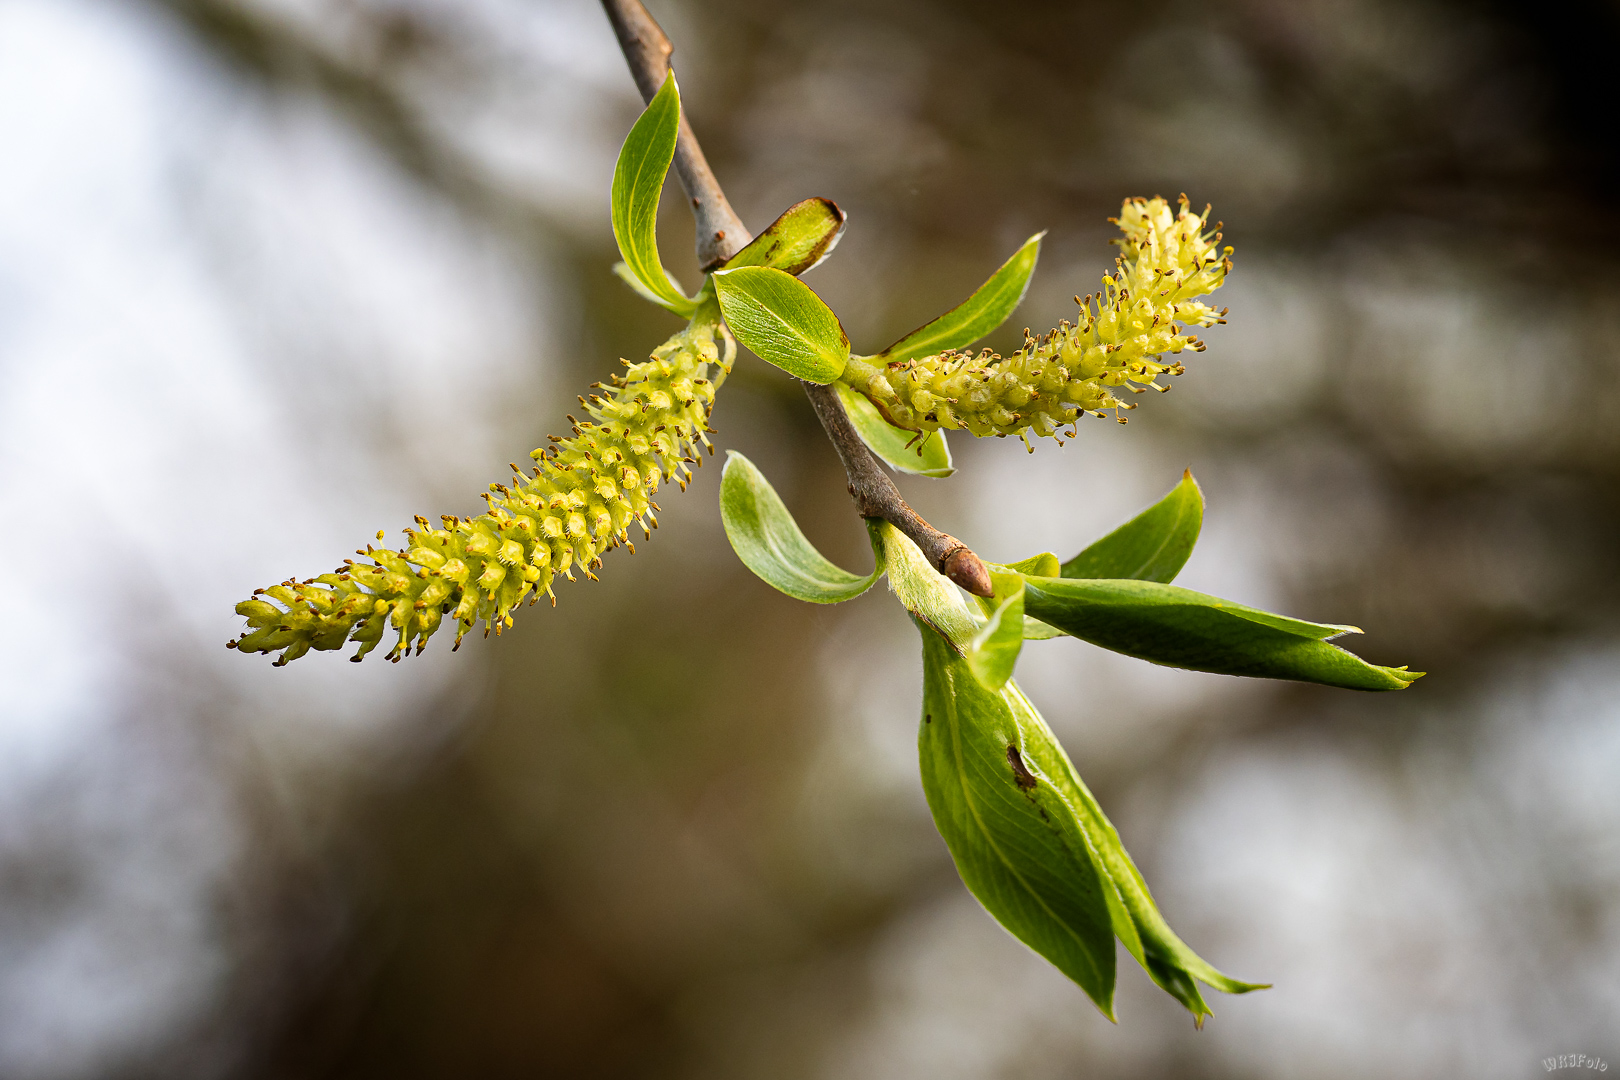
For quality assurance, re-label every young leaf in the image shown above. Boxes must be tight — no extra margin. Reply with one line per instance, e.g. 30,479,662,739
1022,577,1423,691
873,519,981,646
965,570,1025,690
612,261,670,307
917,621,1120,1017
834,383,954,477
1063,471,1203,583
713,267,851,383
721,197,847,276
1005,682,1270,1022
719,451,883,603
1006,552,1060,577
1023,618,1066,640
885,522,1265,1022
876,232,1044,364
611,72,697,316
996,554,1064,638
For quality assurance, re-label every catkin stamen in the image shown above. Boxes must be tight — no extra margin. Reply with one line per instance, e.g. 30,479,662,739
232,318,734,665
842,196,1230,439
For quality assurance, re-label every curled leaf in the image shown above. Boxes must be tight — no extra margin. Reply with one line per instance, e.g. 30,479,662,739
1063,471,1203,583
719,451,883,603
722,197,847,276
610,72,696,316
834,383,953,477
965,570,1025,690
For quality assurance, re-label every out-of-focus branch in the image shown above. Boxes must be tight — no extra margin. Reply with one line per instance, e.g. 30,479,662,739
598,0,993,597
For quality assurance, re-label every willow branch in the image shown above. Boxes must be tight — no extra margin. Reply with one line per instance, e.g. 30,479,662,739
598,0,993,597
802,383,992,595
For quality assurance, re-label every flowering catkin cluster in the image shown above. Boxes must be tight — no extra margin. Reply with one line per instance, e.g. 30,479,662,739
841,195,1231,443
230,316,734,666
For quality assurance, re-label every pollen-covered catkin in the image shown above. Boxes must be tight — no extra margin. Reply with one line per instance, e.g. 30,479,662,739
840,195,1231,441
230,315,734,666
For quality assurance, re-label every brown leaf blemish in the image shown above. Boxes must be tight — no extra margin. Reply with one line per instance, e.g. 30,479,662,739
1007,745,1037,790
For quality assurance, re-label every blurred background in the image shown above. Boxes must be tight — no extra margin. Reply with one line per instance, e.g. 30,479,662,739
2,0,1617,1076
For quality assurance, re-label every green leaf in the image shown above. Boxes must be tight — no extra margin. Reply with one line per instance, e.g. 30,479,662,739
1022,577,1423,691
1006,552,1061,577
995,555,1063,638
834,383,954,477
1023,617,1066,640
721,197,846,276
918,621,1121,1017
719,451,882,603
993,678,1270,1022
872,519,981,646
887,522,1267,1021
713,266,851,383
612,261,669,307
1063,471,1204,583
918,618,1264,1023
877,232,1044,364
610,72,696,317
966,570,1025,690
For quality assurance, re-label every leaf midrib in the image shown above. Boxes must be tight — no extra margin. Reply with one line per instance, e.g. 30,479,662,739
942,669,1106,994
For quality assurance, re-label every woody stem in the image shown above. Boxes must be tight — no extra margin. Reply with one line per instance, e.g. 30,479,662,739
598,0,993,596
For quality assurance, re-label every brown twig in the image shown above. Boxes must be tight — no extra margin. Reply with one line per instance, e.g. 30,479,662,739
598,0,993,597
802,383,993,595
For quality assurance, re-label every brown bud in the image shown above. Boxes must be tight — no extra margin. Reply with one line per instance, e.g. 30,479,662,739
940,544,993,597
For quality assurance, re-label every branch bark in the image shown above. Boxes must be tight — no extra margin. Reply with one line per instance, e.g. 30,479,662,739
599,0,993,597
802,383,993,595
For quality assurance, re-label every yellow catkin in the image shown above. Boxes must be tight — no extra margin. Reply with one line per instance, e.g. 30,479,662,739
231,313,734,665
840,195,1231,439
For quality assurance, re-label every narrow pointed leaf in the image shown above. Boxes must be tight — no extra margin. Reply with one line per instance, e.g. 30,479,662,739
719,451,882,603
713,267,850,383
1063,471,1204,583
966,570,1025,690
1009,692,1270,1020
1023,577,1423,690
721,197,847,276
922,625,1267,1023
877,232,1044,364
917,622,1120,1017
884,522,1263,1021
834,383,953,477
610,72,696,316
